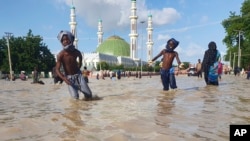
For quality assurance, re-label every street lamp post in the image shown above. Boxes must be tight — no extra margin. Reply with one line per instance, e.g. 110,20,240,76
233,52,236,70
234,30,243,68
229,51,231,68
140,21,145,77
5,32,13,81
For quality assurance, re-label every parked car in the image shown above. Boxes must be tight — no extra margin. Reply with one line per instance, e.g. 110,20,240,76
187,67,197,76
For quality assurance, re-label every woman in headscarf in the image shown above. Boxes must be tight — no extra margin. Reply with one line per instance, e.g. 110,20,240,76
202,41,221,85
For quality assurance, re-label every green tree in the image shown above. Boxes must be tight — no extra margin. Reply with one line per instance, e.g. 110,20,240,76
222,0,250,69
153,61,161,72
110,64,124,71
97,61,109,70
0,29,55,74
0,39,7,72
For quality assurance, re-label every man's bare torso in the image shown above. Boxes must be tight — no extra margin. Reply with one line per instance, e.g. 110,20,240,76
57,50,82,75
162,51,177,70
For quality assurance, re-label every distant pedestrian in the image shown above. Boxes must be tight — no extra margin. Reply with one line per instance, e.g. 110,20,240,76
99,70,105,80
109,70,113,79
19,72,27,81
33,67,39,83
32,67,44,84
82,66,90,83
218,60,223,80
96,73,99,80
117,69,121,80
196,59,202,78
234,66,240,76
246,65,250,80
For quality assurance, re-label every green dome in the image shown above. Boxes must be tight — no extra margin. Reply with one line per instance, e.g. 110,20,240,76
96,35,130,57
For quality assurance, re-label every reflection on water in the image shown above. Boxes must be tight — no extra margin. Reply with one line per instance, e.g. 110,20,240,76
0,75,249,141
60,100,91,140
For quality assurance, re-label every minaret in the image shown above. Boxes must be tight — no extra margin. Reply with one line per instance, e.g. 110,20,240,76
69,2,78,49
97,19,103,47
146,14,154,61
129,0,138,59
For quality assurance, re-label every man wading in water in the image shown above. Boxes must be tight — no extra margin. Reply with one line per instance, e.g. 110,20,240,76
55,30,99,100
149,38,184,91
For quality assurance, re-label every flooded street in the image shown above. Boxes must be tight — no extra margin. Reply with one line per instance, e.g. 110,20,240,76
0,74,249,141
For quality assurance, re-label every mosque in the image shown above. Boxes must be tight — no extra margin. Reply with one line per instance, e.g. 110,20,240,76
67,0,154,70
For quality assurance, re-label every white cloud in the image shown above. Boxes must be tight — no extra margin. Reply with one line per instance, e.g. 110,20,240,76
176,42,205,63
154,43,166,54
151,8,181,25
185,43,204,57
157,34,171,41
59,0,181,32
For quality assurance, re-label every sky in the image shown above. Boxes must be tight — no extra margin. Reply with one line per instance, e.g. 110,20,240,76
0,0,244,65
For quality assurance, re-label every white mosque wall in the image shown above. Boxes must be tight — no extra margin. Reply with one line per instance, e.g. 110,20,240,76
117,56,136,67
83,52,137,70
82,52,99,70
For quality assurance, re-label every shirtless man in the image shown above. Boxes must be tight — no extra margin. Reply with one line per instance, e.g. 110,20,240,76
149,38,183,91
196,59,202,78
55,30,92,100
82,66,90,83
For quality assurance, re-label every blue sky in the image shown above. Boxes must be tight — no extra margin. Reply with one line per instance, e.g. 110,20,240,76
0,0,244,65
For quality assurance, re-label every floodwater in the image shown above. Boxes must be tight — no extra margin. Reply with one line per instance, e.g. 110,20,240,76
0,74,249,141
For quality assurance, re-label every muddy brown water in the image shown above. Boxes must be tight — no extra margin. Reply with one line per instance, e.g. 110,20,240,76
0,74,249,141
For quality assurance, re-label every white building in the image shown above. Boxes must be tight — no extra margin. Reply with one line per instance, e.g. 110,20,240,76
66,0,153,70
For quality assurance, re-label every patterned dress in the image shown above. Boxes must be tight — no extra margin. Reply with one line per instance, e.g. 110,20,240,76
202,41,221,85
208,51,221,83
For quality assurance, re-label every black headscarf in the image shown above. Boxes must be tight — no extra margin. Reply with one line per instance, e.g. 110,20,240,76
207,41,218,65
202,41,218,72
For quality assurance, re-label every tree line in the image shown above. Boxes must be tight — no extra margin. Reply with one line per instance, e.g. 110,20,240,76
222,0,250,69
0,30,56,75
